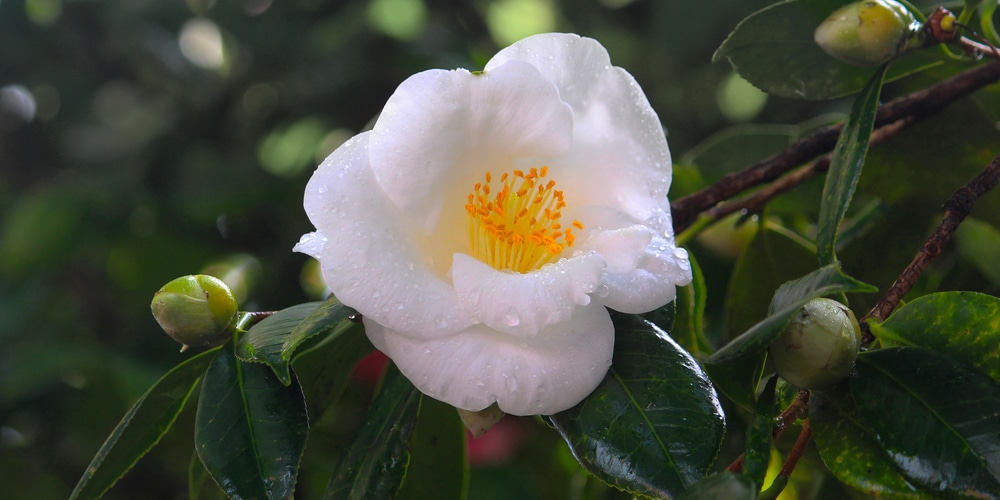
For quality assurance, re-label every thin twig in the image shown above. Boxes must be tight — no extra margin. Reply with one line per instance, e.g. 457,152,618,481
671,60,1000,233
861,152,1000,344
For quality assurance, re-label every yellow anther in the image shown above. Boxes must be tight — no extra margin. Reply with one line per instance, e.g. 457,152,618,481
464,166,583,273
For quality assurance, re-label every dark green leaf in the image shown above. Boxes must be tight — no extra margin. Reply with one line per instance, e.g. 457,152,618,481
744,375,779,487
708,263,875,363
673,251,714,357
70,347,218,500
868,291,1000,382
851,347,1000,496
291,321,374,421
324,363,421,500
236,301,359,385
641,295,676,339
188,451,211,500
816,65,887,265
955,218,1000,286
549,312,725,498
396,397,468,499
677,472,758,499
195,340,309,500
809,387,921,498
714,0,942,99
704,351,767,410
725,225,817,340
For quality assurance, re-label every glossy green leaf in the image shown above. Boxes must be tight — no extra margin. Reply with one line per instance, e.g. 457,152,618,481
744,375,779,488
868,291,1000,382
816,65,887,265
195,340,309,500
704,351,767,411
324,363,421,500
70,347,218,500
291,321,374,421
549,312,725,498
725,225,817,341
708,263,875,363
714,0,942,99
809,387,921,498
236,301,357,385
396,396,468,500
955,218,1000,286
673,251,713,357
851,347,1000,496
677,472,758,499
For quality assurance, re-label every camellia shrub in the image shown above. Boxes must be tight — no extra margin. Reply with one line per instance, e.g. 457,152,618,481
68,1,1000,498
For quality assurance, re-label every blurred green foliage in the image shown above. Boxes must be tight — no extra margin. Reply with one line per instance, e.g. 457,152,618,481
3,0,999,498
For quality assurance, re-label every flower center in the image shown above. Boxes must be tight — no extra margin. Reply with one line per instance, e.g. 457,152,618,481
464,166,583,273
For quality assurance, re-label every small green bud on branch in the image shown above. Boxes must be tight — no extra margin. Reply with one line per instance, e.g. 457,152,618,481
770,298,861,389
814,0,923,66
151,275,239,351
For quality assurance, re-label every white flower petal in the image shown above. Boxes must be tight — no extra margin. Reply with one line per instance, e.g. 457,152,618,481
368,60,574,230
451,252,606,337
486,33,673,223
299,132,475,338
373,301,614,415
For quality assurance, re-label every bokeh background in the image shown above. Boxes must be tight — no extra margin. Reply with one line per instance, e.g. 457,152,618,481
6,0,996,498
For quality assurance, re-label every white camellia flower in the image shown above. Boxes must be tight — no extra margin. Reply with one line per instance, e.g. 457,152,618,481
295,33,692,416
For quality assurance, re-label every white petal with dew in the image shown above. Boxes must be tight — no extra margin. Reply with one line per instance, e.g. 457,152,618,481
368,60,574,231
372,301,614,416
298,133,475,338
451,252,606,337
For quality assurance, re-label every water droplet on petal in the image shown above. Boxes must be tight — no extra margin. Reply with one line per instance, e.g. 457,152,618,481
504,308,520,327
504,374,519,392
595,284,610,298
317,185,328,194
422,347,431,354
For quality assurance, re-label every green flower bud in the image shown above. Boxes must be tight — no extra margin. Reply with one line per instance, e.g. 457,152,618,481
151,275,238,351
814,0,923,66
769,298,861,389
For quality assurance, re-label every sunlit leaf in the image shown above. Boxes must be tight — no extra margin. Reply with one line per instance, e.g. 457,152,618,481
195,341,309,500
677,471,757,499
851,347,1000,496
809,387,922,498
549,312,725,498
868,291,1000,382
816,65,887,265
70,347,218,500
713,0,942,99
324,363,421,500
396,397,468,499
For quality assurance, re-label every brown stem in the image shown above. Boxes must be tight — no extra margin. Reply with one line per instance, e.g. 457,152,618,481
779,419,812,478
704,116,916,223
724,389,811,473
861,152,1000,344
671,60,1000,233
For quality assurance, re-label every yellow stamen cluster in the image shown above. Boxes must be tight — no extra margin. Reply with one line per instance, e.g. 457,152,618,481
465,166,584,273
